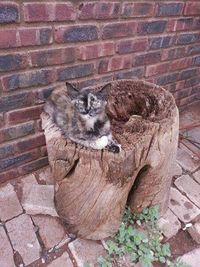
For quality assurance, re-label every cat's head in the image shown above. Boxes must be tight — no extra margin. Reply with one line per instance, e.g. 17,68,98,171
66,82,111,117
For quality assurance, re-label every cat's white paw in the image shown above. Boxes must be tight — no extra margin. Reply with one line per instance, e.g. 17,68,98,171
93,136,108,149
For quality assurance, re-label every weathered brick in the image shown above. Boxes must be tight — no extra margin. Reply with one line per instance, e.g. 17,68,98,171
177,33,199,45
0,143,15,160
184,2,200,15
145,63,169,77
117,38,148,54
185,76,200,88
0,53,28,72
180,68,198,80
134,52,161,66
30,47,75,67
0,149,39,171
0,2,19,24
0,183,23,221
55,25,98,43
0,226,16,267
194,56,200,66
0,29,17,48
188,44,200,55
149,36,176,49
6,214,41,265
48,252,73,267
57,63,94,81
176,147,200,172
162,47,186,61
7,105,43,124
78,42,114,60
0,91,37,113
0,121,35,144
79,2,120,20
115,67,145,80
102,22,137,39
156,72,179,86
16,134,45,154
2,69,56,91
24,2,76,22
122,2,154,17
137,20,167,34
19,27,53,47
19,157,49,175
0,169,19,184
156,3,184,16
171,58,192,71
98,56,132,74
167,18,194,32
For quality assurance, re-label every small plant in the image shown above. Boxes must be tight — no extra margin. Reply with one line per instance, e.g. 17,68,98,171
96,206,191,267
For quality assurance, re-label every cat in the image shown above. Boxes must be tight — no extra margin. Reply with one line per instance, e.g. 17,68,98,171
44,82,121,153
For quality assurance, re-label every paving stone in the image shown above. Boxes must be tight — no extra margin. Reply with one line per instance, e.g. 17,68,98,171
158,209,181,239
176,147,200,172
193,170,200,184
47,252,74,267
0,226,15,267
179,248,200,267
169,187,200,223
175,175,200,208
171,161,182,177
32,215,66,249
20,174,38,200
38,166,54,185
0,183,23,221
188,222,200,244
68,238,106,267
6,214,41,266
21,184,58,217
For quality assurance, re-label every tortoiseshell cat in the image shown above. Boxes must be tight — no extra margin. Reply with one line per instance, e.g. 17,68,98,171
44,82,121,153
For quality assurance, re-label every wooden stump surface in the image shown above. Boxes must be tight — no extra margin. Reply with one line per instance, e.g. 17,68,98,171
41,79,179,240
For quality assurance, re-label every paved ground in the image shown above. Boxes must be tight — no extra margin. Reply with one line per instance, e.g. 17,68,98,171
0,102,200,267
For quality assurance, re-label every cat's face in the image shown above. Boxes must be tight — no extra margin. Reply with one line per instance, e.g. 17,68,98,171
66,83,111,117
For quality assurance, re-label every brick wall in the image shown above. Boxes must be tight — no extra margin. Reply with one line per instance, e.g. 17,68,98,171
0,1,200,183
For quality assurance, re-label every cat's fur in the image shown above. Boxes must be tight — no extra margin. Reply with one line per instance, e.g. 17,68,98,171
44,82,120,153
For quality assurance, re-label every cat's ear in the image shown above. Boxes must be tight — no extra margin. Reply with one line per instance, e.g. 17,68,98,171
66,82,79,99
97,83,111,100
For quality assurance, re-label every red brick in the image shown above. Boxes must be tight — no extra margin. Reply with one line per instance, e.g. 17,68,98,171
98,56,132,74
19,27,52,46
171,58,193,71
134,52,161,66
156,2,184,16
7,105,43,124
162,47,186,61
0,29,18,48
0,169,19,184
19,157,48,175
16,134,45,154
145,63,169,77
0,53,28,72
0,114,4,128
79,2,120,20
102,22,137,39
78,42,114,60
30,47,75,67
117,38,148,54
137,20,167,35
175,80,185,91
24,2,75,22
122,2,154,17
167,18,194,32
0,2,20,24
2,69,56,91
184,2,200,15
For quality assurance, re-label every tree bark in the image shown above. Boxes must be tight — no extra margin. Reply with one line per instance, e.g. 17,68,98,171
41,79,179,240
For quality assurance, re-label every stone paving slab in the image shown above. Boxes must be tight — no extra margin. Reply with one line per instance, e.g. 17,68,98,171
175,175,200,209
158,209,181,239
169,187,200,223
22,184,58,217
188,222,200,244
32,215,66,250
179,248,200,267
6,214,41,266
0,183,23,221
47,252,74,267
193,170,200,184
0,226,15,267
176,148,200,172
68,238,106,267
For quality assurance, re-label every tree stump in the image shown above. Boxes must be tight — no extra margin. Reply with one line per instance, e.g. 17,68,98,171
41,79,179,240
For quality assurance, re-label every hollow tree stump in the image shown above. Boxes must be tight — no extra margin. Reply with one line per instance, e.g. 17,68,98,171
41,79,179,240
